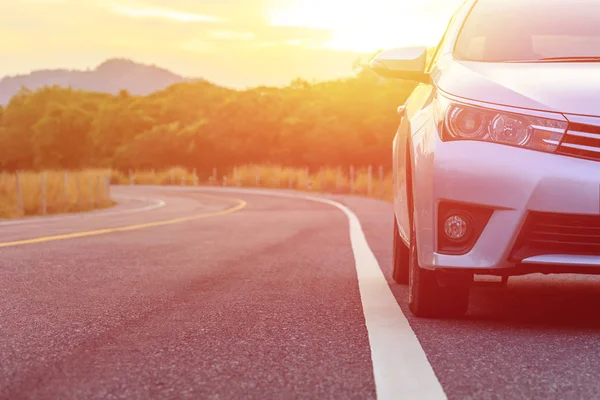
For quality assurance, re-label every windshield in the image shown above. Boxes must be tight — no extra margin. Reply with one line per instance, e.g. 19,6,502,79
454,0,600,62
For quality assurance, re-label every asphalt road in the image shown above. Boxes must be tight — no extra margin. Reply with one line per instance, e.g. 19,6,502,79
1,186,600,400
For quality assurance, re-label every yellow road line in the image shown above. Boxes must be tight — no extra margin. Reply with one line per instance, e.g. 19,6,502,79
0,195,247,248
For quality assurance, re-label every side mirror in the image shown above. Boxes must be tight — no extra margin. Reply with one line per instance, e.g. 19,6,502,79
369,46,430,83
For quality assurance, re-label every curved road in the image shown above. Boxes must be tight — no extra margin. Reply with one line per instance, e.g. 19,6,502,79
1,186,600,399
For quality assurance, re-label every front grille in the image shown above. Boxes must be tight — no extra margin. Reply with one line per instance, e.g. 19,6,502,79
511,212,600,261
556,123,600,161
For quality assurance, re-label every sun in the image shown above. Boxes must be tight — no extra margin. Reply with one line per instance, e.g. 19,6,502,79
269,0,464,53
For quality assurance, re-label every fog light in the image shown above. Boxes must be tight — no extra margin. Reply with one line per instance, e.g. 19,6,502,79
438,201,493,255
444,215,468,241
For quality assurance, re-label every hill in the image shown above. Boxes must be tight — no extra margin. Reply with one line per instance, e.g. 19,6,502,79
0,59,199,105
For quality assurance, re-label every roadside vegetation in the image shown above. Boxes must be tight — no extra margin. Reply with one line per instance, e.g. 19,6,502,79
0,165,390,220
111,165,393,200
0,58,422,219
0,162,393,219
0,170,113,219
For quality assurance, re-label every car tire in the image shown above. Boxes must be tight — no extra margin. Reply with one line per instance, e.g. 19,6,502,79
407,211,471,319
392,216,409,284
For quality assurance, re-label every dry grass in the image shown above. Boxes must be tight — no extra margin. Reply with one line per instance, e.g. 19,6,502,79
0,165,389,220
227,165,393,200
111,167,197,186
0,170,114,219
112,165,393,201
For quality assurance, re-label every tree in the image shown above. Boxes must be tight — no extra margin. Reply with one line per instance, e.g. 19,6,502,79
89,97,155,165
32,104,93,168
0,88,41,170
0,66,417,172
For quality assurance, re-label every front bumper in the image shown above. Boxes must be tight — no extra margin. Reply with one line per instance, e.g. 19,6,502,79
412,119,600,271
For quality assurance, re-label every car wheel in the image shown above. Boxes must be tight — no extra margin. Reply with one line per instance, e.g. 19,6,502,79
392,216,409,284
407,212,471,318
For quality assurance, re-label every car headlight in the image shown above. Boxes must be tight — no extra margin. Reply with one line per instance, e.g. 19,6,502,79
435,94,568,153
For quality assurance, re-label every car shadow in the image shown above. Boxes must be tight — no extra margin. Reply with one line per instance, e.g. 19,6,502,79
466,274,600,329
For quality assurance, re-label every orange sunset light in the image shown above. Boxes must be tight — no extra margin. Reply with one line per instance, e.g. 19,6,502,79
1,0,463,87
269,0,463,52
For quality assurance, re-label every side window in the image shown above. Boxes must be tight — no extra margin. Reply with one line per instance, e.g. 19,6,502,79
426,1,470,72
426,17,455,73
427,31,448,72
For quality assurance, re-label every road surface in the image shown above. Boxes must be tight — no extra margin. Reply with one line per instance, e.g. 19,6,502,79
1,186,600,399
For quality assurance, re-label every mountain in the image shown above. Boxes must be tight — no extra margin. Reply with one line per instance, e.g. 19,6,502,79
0,59,200,105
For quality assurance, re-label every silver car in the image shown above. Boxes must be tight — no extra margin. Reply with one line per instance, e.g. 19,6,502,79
371,0,600,318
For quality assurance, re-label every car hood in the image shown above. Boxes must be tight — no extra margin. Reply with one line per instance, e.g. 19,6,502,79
436,60,600,117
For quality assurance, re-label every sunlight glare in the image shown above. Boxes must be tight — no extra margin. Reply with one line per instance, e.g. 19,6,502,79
109,3,222,23
269,0,464,52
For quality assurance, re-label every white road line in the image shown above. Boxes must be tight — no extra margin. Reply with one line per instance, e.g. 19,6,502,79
104,196,167,217
0,196,166,226
194,187,447,400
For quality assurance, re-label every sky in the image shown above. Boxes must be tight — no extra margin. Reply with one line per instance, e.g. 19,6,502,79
0,0,464,88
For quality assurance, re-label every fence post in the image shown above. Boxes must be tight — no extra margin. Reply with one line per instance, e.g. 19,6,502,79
192,168,198,186
349,165,355,194
367,164,373,196
96,176,101,202
63,171,69,201
318,167,324,192
76,175,82,209
306,167,311,191
105,175,111,200
129,169,134,185
15,171,24,217
170,169,175,185
89,174,95,208
41,171,47,215
378,165,384,198
223,176,228,187
336,166,342,192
